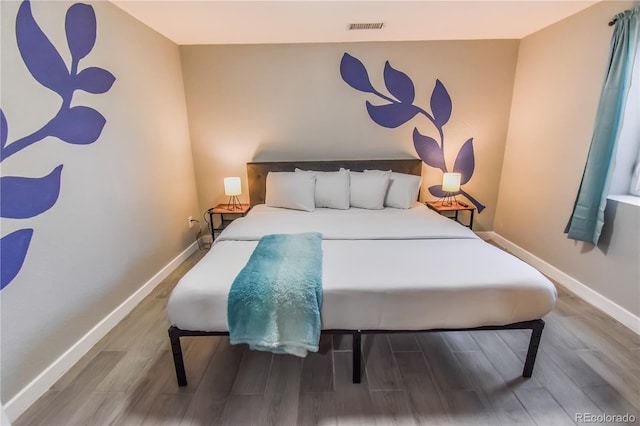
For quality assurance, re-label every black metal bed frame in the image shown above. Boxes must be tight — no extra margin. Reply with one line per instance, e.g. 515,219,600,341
169,159,547,387
168,319,544,386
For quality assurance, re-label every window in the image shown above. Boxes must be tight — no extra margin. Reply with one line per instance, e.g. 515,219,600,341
609,40,640,198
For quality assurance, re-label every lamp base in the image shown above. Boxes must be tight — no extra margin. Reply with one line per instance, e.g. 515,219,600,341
226,195,241,210
440,192,460,207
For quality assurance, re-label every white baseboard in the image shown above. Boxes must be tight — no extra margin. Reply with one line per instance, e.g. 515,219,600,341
482,231,640,335
4,242,199,422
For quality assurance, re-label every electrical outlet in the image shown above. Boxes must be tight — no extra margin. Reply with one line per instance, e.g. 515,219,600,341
188,216,194,228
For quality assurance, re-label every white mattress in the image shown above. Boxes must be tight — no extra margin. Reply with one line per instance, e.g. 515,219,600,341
168,204,557,331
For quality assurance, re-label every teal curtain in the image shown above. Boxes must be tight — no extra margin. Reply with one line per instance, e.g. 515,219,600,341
565,6,640,244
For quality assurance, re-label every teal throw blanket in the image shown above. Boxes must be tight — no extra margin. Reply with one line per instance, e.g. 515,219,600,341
228,232,323,357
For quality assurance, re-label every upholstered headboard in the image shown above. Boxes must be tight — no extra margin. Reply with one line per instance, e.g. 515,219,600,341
246,159,422,207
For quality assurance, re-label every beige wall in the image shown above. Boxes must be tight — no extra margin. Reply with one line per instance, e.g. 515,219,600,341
0,0,199,403
495,1,639,316
181,40,519,231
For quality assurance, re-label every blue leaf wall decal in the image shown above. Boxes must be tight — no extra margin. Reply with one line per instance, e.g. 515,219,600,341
49,106,106,144
366,102,418,128
65,3,96,63
1,109,7,150
0,229,34,289
413,128,446,172
383,61,415,104
340,53,375,93
430,80,452,128
1,1,116,286
74,67,116,94
16,0,70,96
0,165,63,219
453,138,475,185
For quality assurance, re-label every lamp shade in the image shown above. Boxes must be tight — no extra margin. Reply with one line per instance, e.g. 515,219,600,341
224,177,242,196
442,173,461,192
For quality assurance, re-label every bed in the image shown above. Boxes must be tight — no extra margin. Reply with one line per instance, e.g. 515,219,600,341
167,159,557,385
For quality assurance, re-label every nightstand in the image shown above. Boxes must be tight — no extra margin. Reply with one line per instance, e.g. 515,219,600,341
208,204,251,241
426,200,476,229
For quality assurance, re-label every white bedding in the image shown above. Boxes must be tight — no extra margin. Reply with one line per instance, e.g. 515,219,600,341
168,203,557,332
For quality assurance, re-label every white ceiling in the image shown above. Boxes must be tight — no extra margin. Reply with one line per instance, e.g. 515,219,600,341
110,0,600,46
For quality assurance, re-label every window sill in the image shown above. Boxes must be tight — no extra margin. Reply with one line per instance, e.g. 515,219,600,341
607,194,640,207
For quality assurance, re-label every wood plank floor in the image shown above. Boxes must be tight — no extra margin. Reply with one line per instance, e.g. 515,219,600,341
16,249,640,425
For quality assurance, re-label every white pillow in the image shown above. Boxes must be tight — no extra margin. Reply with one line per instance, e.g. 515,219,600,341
348,171,390,209
294,169,350,209
365,170,422,209
265,172,316,211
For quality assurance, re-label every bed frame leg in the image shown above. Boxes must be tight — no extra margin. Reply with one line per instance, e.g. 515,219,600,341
352,331,362,383
168,326,188,386
523,319,545,377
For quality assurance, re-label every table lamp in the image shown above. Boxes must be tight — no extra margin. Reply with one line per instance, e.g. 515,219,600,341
224,177,242,210
441,173,461,206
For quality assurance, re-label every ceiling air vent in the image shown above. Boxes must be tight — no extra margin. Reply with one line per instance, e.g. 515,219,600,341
348,23,384,30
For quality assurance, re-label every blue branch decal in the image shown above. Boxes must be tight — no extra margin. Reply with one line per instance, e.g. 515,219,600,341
340,53,485,213
0,0,115,289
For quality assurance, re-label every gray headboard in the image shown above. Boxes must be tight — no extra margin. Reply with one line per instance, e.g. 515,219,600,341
246,159,422,207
